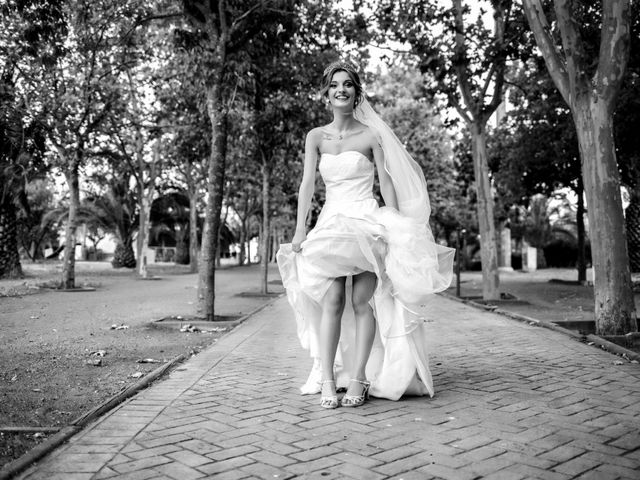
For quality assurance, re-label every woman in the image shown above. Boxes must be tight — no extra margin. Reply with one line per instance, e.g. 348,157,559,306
276,61,454,409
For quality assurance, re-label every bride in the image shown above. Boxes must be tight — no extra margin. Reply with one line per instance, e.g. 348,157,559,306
276,61,454,409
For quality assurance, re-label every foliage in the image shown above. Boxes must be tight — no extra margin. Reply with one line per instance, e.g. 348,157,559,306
371,66,463,243
523,193,551,248
17,178,59,260
489,61,580,208
149,192,192,263
0,17,50,276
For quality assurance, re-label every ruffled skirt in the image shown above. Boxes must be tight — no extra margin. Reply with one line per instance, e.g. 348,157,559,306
276,201,454,400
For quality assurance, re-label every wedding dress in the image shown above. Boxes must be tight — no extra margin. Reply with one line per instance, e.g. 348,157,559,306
276,147,455,400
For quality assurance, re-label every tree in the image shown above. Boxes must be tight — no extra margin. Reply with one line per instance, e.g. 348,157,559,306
18,178,59,261
488,58,588,280
0,77,29,278
157,42,210,273
372,67,462,244
149,191,192,264
180,0,297,320
615,3,640,272
22,0,138,288
377,0,518,300
523,0,636,334
86,175,139,269
0,0,58,278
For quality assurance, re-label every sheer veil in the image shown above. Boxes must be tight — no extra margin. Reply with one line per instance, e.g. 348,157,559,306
354,97,431,224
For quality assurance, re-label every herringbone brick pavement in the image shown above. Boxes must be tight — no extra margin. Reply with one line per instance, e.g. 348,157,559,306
18,296,640,479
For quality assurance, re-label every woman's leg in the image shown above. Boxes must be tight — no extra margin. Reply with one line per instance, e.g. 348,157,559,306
320,276,346,385
350,271,377,382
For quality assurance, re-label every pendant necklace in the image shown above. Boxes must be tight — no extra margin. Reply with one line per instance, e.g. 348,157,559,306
337,129,351,140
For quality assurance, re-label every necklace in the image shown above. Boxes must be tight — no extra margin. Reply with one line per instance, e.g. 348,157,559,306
322,126,362,141
334,128,360,140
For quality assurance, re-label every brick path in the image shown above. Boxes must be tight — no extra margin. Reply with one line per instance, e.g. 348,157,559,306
18,296,640,479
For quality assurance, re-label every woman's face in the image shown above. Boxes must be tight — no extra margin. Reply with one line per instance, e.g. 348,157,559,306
327,70,357,110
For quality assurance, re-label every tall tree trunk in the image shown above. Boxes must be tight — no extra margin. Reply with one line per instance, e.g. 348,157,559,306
197,70,228,320
574,97,635,335
137,192,150,276
470,122,500,300
62,160,80,289
136,141,159,277
0,201,23,279
260,158,271,294
450,0,506,301
576,178,587,283
189,188,199,273
523,0,636,334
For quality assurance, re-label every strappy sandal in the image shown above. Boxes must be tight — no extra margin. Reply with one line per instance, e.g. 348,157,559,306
341,379,371,407
319,380,339,409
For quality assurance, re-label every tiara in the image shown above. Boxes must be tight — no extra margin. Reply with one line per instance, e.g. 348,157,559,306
323,61,359,77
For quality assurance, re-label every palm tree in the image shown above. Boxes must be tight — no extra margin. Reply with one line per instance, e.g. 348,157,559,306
85,181,138,268
0,73,47,278
0,161,27,278
43,180,138,269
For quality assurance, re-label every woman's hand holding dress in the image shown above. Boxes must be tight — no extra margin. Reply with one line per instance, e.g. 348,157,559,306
292,230,306,253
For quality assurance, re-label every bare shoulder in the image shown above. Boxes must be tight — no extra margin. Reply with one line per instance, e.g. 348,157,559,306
306,127,324,149
361,125,381,149
307,127,325,142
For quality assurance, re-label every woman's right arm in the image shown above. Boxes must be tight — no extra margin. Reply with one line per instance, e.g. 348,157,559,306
291,129,320,252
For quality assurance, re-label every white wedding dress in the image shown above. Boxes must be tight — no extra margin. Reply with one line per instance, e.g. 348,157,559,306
276,150,454,400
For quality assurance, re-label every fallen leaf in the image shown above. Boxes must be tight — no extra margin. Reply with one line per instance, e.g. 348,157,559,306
180,324,200,333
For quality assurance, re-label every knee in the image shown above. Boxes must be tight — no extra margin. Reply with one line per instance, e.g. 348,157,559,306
351,292,372,316
324,290,345,315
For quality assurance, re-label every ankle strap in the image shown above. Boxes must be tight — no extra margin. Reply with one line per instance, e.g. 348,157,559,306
349,379,370,385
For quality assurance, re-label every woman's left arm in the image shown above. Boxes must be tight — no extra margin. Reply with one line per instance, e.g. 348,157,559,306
372,134,399,210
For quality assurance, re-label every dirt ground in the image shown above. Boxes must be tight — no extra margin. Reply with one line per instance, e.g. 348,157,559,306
0,261,284,468
450,268,640,333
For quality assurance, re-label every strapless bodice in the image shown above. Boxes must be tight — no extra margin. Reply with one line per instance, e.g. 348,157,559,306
319,151,374,204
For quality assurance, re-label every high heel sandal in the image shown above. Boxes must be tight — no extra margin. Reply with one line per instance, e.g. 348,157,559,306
319,380,339,409
341,379,371,408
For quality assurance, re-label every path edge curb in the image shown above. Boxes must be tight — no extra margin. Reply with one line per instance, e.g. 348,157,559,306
0,354,186,480
0,293,285,480
439,291,640,362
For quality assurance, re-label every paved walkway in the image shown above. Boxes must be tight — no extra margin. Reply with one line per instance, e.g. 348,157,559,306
18,296,640,479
